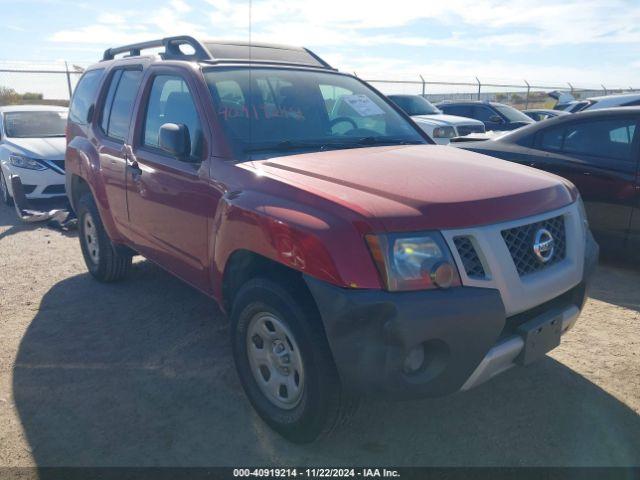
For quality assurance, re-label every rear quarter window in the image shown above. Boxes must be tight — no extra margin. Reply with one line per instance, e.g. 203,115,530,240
69,69,105,125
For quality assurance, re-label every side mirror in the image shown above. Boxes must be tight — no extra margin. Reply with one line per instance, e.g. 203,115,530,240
159,123,191,160
489,115,504,124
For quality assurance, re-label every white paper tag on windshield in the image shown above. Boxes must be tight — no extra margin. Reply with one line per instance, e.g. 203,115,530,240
342,94,385,117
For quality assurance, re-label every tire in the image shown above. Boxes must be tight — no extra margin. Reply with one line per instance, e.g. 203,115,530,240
0,169,13,206
77,192,132,282
231,277,358,443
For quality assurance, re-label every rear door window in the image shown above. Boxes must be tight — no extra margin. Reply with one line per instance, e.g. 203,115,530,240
69,69,104,124
100,69,143,141
441,105,472,117
537,117,639,172
563,118,637,165
472,106,498,122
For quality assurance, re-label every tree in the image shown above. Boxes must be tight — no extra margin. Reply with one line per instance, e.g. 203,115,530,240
0,86,44,105
0,86,20,105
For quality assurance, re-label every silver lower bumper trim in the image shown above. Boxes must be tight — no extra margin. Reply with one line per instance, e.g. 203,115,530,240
460,305,580,391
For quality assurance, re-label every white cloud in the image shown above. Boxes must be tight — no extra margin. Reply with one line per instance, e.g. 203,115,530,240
47,0,640,86
50,0,208,45
202,0,640,49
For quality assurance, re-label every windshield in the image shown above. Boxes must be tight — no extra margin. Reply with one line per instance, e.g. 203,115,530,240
492,104,533,123
204,68,428,158
388,95,441,116
3,110,67,138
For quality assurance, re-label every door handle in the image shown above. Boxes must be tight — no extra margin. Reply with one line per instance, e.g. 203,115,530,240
122,144,141,177
128,159,142,177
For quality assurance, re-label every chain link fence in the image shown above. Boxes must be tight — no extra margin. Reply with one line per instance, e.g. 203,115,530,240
0,61,87,106
362,75,640,110
1,61,638,110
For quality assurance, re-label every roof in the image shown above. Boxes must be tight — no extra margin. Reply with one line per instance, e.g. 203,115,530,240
101,35,334,70
0,105,68,113
587,92,640,102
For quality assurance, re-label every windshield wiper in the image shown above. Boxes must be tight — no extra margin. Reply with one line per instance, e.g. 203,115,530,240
244,140,359,153
244,137,423,154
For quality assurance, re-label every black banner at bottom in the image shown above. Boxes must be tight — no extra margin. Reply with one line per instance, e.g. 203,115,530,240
1,467,639,480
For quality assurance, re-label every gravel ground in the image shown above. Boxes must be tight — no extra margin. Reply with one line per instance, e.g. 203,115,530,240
0,200,639,467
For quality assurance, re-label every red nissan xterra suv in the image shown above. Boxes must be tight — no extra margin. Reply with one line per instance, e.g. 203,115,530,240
66,36,599,443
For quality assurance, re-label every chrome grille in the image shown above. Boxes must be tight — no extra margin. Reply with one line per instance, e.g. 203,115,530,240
453,236,486,279
501,216,566,276
456,124,485,136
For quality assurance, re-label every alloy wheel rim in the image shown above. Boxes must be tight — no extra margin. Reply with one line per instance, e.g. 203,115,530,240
83,212,100,265
246,311,305,410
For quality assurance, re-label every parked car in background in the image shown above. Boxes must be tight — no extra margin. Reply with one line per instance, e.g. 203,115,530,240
551,92,640,113
524,109,570,122
0,105,68,205
559,101,592,113
387,94,485,144
582,93,640,111
436,100,534,131
548,91,590,112
65,36,598,443
455,107,640,258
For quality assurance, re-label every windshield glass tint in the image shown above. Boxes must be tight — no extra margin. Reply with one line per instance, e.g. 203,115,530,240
204,68,426,157
4,110,67,138
389,95,440,115
493,104,532,123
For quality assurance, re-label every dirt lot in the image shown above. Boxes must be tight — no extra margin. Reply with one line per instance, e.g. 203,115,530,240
0,200,638,467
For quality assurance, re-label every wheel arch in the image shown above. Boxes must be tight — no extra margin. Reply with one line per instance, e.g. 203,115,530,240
221,249,314,315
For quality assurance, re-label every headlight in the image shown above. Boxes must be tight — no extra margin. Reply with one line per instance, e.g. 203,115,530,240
432,126,456,138
365,232,461,291
9,154,46,171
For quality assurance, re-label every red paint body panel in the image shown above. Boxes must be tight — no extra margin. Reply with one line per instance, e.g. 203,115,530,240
253,145,575,232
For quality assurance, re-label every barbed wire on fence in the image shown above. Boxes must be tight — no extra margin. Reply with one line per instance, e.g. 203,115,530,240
360,75,640,109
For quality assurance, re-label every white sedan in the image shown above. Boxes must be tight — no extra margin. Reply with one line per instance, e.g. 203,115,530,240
0,105,68,205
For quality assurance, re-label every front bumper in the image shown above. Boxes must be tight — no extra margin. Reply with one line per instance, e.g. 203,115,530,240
1,162,65,199
304,231,599,399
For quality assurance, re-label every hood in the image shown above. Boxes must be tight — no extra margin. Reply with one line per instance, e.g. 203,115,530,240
3,137,66,160
412,114,484,127
247,145,575,232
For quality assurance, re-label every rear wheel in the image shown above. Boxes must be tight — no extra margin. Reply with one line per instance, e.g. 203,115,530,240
77,193,132,282
0,170,13,206
231,277,358,443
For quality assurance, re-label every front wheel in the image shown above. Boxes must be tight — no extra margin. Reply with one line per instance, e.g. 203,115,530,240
231,277,357,443
77,193,132,282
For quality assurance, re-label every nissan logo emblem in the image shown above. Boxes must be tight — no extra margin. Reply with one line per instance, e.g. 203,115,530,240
533,228,555,263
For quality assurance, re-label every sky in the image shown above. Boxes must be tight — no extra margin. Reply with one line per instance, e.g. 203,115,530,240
2,0,640,97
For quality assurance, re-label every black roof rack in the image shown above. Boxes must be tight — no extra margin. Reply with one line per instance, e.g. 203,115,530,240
102,36,211,61
102,36,335,70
